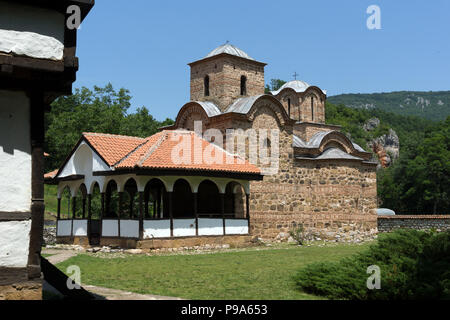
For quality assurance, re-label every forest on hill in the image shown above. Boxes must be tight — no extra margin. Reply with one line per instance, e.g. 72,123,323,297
328,91,450,121
45,83,449,215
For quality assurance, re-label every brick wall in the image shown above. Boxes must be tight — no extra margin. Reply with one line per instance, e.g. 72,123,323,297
190,55,265,111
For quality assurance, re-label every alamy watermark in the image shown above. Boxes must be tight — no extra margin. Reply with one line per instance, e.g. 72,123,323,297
366,5,381,30
366,265,381,290
66,5,82,30
66,265,81,290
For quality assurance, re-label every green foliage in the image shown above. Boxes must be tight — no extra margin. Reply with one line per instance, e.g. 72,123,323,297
44,83,174,172
328,91,450,121
377,117,450,214
265,79,286,94
295,229,450,300
289,224,305,245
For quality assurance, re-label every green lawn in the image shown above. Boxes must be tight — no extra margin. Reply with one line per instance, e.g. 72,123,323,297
56,243,370,300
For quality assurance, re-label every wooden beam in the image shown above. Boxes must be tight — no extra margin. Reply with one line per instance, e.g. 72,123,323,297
139,192,144,240
220,193,225,235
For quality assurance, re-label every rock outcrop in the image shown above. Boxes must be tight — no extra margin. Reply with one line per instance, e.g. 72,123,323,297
363,118,400,168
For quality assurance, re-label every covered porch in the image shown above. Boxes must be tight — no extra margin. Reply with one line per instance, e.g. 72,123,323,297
53,174,253,246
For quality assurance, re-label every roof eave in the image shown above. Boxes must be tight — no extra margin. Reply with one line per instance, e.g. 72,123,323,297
188,53,267,67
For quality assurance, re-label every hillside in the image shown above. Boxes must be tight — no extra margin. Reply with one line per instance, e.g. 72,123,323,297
328,91,450,121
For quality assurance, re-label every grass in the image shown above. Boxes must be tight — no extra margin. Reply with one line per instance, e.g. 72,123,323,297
56,243,370,300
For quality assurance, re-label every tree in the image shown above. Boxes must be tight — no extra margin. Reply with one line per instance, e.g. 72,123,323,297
45,84,174,172
264,79,287,94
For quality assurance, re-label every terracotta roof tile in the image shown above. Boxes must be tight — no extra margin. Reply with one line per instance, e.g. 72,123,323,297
83,132,147,166
107,130,260,175
44,169,58,179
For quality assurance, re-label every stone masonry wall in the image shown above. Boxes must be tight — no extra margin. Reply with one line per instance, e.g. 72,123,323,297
378,216,450,232
190,56,265,111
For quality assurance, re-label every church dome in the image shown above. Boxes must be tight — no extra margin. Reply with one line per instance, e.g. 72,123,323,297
205,43,255,61
271,80,327,95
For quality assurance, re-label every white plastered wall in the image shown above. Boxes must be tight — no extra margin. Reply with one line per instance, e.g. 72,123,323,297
0,90,31,212
0,2,65,60
0,220,31,268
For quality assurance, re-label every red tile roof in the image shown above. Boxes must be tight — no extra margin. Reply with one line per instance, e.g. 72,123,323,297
81,130,260,175
44,169,58,179
83,132,148,166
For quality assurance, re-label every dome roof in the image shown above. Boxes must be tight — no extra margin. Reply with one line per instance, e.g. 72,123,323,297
271,80,326,95
205,43,255,61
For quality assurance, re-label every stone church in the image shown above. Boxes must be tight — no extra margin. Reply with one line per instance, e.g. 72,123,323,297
166,43,378,241
47,43,378,247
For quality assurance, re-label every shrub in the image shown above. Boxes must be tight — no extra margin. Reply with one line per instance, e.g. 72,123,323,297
295,229,450,300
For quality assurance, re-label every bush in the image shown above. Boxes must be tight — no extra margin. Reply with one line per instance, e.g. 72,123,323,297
295,229,450,300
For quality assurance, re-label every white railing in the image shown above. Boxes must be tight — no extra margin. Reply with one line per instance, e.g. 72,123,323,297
57,217,249,239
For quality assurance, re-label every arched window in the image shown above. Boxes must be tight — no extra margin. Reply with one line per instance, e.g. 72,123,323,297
311,96,314,121
287,98,291,117
204,75,210,96
240,76,247,96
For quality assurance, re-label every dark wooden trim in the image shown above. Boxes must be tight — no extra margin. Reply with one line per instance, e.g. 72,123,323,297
0,55,64,72
0,212,31,221
28,91,45,281
246,194,250,233
139,192,144,240
11,0,95,22
220,193,226,235
94,168,263,181
82,197,86,219
118,192,123,237
0,267,28,286
87,194,92,240
194,193,198,236
168,192,173,237
57,198,61,220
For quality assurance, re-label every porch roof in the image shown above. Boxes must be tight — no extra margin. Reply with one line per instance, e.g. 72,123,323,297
47,130,261,182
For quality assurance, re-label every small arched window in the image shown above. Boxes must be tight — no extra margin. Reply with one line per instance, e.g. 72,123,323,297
204,75,210,96
311,96,314,121
240,76,247,96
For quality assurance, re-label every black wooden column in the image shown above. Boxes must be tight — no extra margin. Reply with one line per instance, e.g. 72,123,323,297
144,191,149,218
28,92,45,279
139,192,144,239
168,192,173,237
57,198,61,220
194,192,198,236
71,196,76,236
246,193,250,234
118,192,123,237
220,193,225,235
157,188,161,218
100,192,105,238
82,197,86,219
129,191,134,219
100,193,105,218
87,194,92,239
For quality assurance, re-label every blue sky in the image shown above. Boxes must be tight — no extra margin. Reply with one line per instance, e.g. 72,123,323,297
75,0,450,120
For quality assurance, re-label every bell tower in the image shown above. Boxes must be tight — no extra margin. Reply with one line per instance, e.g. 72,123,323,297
188,43,267,112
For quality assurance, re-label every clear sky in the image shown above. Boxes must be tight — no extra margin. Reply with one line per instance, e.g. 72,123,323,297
74,0,450,120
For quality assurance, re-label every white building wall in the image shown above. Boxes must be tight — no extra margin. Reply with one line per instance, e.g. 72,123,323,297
0,90,31,212
0,2,65,60
0,220,31,268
